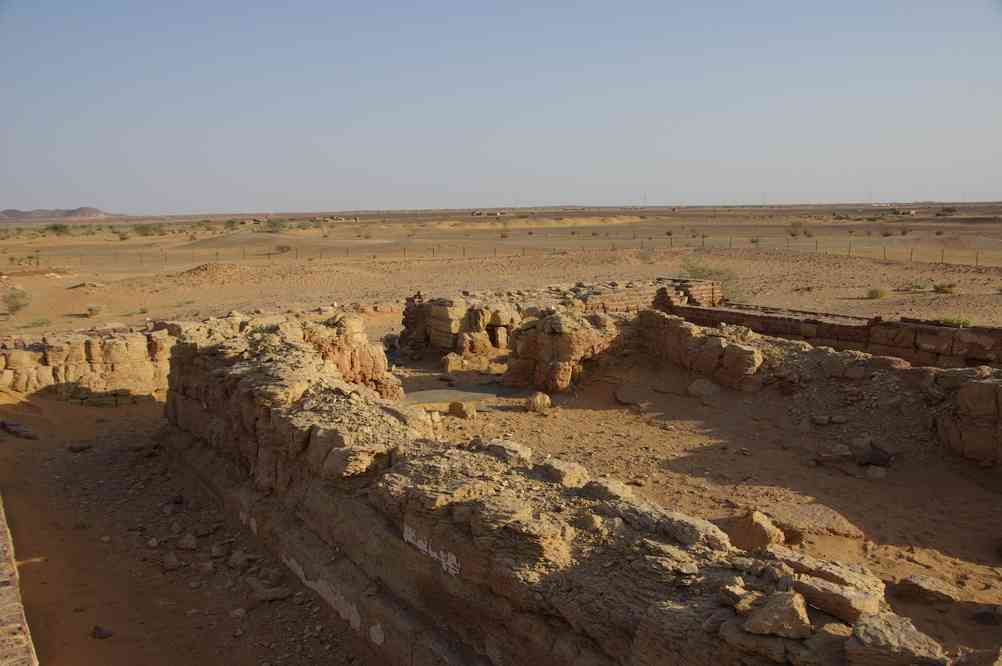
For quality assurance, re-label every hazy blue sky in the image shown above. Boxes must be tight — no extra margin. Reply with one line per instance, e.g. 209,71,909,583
2,2,1000,214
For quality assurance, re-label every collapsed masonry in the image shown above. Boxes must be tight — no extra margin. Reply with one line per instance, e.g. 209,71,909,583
160,315,969,666
0,308,400,402
2,291,999,662
398,278,721,356
399,279,1002,470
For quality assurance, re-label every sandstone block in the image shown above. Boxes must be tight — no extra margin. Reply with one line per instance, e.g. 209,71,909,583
743,591,812,639
538,458,589,488
526,392,551,412
845,612,947,666
723,511,785,551
793,574,881,624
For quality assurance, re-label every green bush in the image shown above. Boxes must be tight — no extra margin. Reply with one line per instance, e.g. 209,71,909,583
45,223,71,235
3,287,31,315
681,259,742,301
261,219,288,233
865,287,888,299
133,223,166,237
933,283,956,294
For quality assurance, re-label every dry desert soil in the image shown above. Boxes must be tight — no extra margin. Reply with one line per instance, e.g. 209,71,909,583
2,203,1002,664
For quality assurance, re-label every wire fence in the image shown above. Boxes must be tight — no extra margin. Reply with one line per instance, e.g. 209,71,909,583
5,232,1002,271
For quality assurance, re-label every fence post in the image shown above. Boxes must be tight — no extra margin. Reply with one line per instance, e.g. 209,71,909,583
848,241,852,257
883,246,886,261
815,239,819,253
941,248,945,264
910,248,914,262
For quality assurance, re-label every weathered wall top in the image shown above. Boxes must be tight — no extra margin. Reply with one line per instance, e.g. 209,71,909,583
161,308,959,666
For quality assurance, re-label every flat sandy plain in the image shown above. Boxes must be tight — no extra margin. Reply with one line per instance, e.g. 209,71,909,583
3,203,1002,665
2,203,1002,334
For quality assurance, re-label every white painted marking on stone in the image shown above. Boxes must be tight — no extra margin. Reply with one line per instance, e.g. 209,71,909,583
403,523,460,576
283,555,363,633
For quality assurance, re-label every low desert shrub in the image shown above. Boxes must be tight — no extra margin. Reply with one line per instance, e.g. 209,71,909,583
261,219,288,234
865,287,889,299
86,304,104,318
682,259,742,301
940,315,972,328
133,223,166,237
933,283,957,294
2,287,31,315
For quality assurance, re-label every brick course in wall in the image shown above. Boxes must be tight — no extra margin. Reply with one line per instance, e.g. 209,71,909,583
659,303,1002,369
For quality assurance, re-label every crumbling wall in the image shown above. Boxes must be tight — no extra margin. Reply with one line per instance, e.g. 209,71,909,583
503,311,626,392
935,370,1002,467
638,310,765,391
400,278,722,355
661,303,1002,369
0,494,38,666
0,330,174,398
0,309,401,401
640,309,1002,471
162,330,949,666
400,294,522,356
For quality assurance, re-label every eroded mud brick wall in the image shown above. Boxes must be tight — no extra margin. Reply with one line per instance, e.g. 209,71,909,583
162,324,954,666
402,278,722,355
0,310,401,402
0,331,174,398
936,374,1002,467
661,302,1002,369
641,309,1002,470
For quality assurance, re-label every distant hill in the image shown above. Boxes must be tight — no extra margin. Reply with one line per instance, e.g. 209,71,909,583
0,207,110,220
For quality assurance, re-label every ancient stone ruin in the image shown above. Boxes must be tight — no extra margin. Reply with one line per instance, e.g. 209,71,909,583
3,279,1002,664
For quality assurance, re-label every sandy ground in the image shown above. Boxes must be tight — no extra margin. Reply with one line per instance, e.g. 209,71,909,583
2,204,1002,334
0,391,376,666
2,206,1002,660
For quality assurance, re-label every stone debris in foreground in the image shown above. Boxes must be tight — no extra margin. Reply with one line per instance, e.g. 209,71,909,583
155,309,953,666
